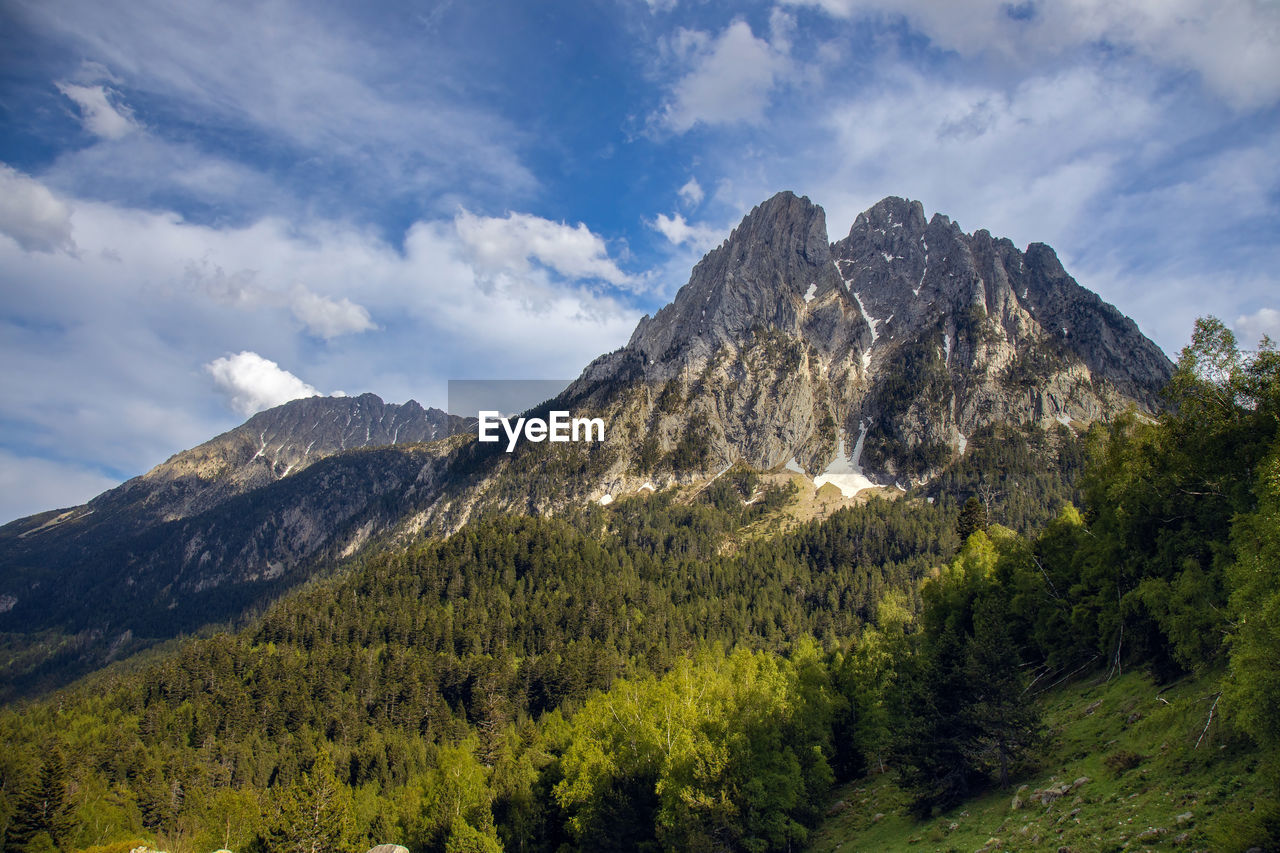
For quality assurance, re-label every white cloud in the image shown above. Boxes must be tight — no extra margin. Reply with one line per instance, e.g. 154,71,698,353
678,177,704,207
650,212,723,251
1235,307,1280,349
0,166,76,253
0,172,641,510
289,287,377,340
0,450,122,524
206,351,321,416
802,66,1160,251
55,82,138,139
454,209,634,287
182,259,375,339
784,0,1280,110
22,0,535,209
660,19,792,132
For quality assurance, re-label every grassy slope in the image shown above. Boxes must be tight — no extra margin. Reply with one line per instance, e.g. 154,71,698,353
809,668,1270,852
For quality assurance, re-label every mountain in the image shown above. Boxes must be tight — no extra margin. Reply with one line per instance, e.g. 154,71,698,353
0,192,1174,696
6,393,463,542
575,191,1171,495
0,394,467,693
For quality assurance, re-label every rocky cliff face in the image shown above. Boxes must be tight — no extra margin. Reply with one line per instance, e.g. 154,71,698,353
4,393,464,543
578,191,1172,494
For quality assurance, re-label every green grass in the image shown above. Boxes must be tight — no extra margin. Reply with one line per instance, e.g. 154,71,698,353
808,668,1275,852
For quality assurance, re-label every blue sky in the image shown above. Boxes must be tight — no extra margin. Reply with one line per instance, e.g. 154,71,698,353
1,0,1278,522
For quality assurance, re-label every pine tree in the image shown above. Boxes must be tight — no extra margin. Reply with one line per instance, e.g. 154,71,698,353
5,749,76,853
957,496,988,541
258,752,353,853
963,596,1042,788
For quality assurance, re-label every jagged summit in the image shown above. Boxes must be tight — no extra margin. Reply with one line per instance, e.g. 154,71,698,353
628,191,866,373
598,191,1173,488
2,393,467,556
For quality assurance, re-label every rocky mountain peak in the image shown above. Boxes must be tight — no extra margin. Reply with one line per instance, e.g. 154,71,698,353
588,192,1174,493
627,191,861,372
848,195,928,238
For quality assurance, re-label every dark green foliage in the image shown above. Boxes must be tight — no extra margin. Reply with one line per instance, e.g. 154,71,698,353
1102,748,1143,775
890,531,1043,813
1000,337,1071,391
655,379,685,414
0,486,959,852
955,497,987,541
922,421,1085,538
4,317,1276,850
668,412,713,470
1051,319,1280,678
4,750,75,853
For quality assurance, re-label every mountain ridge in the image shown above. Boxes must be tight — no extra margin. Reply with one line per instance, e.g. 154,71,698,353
0,190,1175,696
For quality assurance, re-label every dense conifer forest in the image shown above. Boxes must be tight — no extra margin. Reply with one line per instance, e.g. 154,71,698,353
2,319,1277,852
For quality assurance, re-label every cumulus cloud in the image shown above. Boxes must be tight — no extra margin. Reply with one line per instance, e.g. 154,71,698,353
650,212,723,251
1235,307,1280,349
0,166,76,253
454,209,634,287
659,19,792,132
289,287,377,340
784,0,1280,109
678,178,705,207
206,351,321,416
55,82,138,139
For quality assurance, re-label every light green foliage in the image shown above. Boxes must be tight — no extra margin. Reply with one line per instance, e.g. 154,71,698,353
555,646,836,852
257,751,354,853
405,739,497,853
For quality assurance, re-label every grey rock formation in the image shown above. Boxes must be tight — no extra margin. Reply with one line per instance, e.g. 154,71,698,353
583,191,1173,490
0,394,467,684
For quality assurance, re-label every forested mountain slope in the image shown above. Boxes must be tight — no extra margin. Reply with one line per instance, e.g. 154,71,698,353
0,192,1172,700
0,319,1276,852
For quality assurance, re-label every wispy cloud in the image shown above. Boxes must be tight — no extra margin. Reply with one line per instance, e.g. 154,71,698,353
1235,308,1280,349
289,287,377,341
16,0,537,222
454,209,635,288
677,178,705,207
0,171,641,519
0,166,76,254
55,81,138,139
784,0,1280,110
649,212,722,251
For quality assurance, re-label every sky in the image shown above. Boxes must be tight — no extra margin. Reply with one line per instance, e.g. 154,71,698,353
0,0,1278,523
